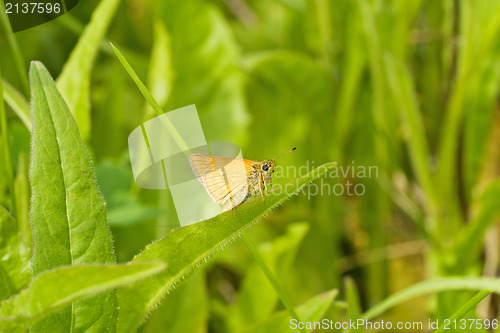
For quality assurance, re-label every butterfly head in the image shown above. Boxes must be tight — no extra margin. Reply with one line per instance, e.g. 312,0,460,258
260,160,276,176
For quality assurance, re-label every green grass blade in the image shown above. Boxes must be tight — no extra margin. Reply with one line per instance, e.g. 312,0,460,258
242,290,338,333
110,43,191,154
241,232,305,333
331,5,365,157
2,79,30,131
227,223,309,331
56,0,122,140
437,1,500,215
0,3,29,95
117,163,336,333
140,272,207,333
29,61,117,332
157,0,249,142
146,21,173,112
433,290,492,333
455,180,500,264
243,50,334,164
0,207,30,302
0,263,166,332
314,0,333,64
344,277,362,333
56,13,146,63
363,277,500,321
60,0,67,12
384,56,438,222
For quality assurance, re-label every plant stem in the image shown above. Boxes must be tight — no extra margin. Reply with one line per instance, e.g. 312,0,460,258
315,0,332,66
241,232,305,333
110,43,191,155
0,2,29,95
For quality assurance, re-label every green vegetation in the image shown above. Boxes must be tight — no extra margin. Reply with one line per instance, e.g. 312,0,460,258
1,0,500,332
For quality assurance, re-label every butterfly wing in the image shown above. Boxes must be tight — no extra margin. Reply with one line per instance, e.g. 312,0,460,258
189,154,251,211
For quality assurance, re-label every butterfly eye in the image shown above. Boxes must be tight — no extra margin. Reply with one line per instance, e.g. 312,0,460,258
262,164,269,171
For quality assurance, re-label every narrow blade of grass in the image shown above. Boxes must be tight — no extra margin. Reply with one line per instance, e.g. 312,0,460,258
455,180,500,265
146,21,173,113
0,263,166,332
110,43,190,154
384,55,438,222
363,277,500,321
0,66,16,219
0,3,29,95
242,290,338,333
241,232,305,333
14,152,30,249
29,61,118,332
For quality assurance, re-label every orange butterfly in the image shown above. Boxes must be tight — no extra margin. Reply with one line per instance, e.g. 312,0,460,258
189,148,296,211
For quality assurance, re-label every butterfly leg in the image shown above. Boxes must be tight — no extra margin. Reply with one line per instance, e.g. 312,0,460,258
263,177,269,193
259,173,265,202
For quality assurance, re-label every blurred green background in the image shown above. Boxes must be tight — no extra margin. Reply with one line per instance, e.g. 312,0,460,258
2,0,500,331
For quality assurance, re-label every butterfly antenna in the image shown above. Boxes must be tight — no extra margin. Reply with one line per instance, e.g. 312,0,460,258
273,147,296,160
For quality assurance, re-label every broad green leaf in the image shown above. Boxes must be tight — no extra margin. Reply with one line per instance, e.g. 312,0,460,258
29,61,117,332
1,80,30,131
363,277,500,321
0,262,166,332
117,163,336,332
157,0,249,143
433,290,492,333
56,0,122,140
0,207,30,302
384,56,438,218
227,223,309,331
241,289,338,333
